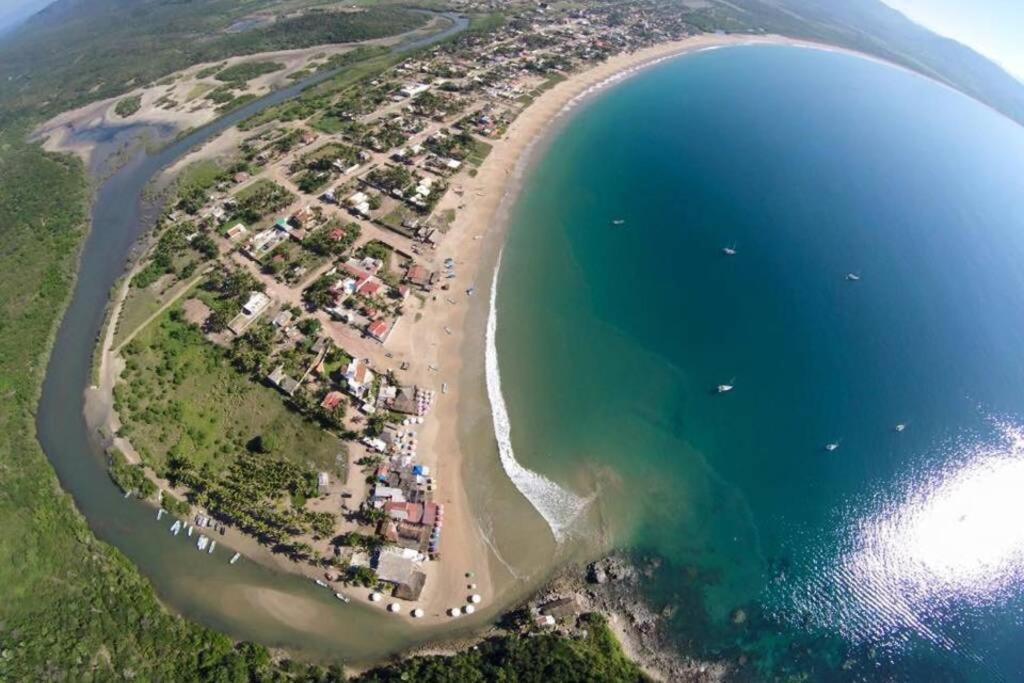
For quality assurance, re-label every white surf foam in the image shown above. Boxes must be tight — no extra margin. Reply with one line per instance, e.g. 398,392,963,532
485,252,588,542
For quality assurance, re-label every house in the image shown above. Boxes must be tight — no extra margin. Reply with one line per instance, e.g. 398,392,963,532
356,276,384,297
374,546,426,600
245,224,289,259
267,364,300,396
384,501,424,524
317,471,330,490
366,319,392,343
242,291,270,316
228,291,271,335
344,358,375,398
398,82,430,98
320,391,345,411
226,223,249,241
388,385,419,415
271,309,293,328
404,263,433,291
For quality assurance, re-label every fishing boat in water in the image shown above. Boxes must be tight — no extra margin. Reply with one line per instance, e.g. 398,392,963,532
716,384,734,393
315,579,329,588
895,423,906,432
230,552,241,565
197,535,210,551
335,592,350,603
845,272,861,282
722,244,737,256
170,520,182,535
612,218,625,225
825,442,839,452
208,540,216,554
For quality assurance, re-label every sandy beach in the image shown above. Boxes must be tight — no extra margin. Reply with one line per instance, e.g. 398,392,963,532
87,31,822,634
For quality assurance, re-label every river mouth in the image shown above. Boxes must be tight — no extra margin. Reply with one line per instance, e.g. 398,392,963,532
30,12,549,666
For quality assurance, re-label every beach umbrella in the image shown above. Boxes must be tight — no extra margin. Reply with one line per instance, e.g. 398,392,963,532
449,607,461,617
411,608,425,618
463,604,476,615
369,592,382,602
469,594,482,604
388,603,401,613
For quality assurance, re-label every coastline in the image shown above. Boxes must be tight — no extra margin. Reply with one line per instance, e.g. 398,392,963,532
79,31,852,656
86,32,829,636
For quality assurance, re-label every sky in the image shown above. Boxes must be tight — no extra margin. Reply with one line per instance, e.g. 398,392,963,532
0,0,54,32
883,0,1024,81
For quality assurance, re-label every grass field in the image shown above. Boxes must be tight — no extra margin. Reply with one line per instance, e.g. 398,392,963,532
117,306,346,479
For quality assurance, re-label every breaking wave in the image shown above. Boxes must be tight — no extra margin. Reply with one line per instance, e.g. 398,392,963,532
485,252,588,542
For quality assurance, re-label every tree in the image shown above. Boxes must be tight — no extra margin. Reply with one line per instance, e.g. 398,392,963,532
298,317,321,336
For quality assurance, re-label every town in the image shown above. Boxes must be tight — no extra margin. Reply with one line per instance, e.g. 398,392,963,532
108,0,711,618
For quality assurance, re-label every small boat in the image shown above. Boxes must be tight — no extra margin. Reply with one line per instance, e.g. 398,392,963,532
123,489,132,498
824,442,839,452
315,579,329,588
722,244,737,256
612,219,626,226
208,540,216,554
170,520,182,535
335,592,350,603
197,535,209,551
895,423,906,433
156,508,166,521
716,384,734,393
230,552,241,565
845,272,861,282
187,525,193,537
442,382,448,394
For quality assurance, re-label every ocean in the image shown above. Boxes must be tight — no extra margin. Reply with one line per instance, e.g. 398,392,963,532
493,45,1024,680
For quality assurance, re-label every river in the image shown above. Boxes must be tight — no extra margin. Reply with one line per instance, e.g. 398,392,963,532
33,11,494,665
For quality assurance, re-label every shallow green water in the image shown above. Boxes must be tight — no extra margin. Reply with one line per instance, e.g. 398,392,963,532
497,45,1024,680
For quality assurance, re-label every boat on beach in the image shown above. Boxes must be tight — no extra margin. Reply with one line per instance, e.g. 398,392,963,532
335,592,350,603
315,579,329,588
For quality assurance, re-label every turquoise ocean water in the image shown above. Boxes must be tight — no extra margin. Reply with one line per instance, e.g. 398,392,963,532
496,45,1024,680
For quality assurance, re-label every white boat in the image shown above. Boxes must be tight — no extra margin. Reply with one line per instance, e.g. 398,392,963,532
156,508,166,521
895,423,906,432
170,520,182,535
335,592,350,603
722,244,737,256
716,383,734,393
845,272,861,282
315,579,329,588
197,535,209,551
230,552,241,565
825,442,839,452
208,540,216,554
612,219,626,226
123,489,132,498
442,382,448,394
187,525,193,537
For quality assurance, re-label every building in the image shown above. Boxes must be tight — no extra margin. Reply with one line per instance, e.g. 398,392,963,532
366,318,393,343
404,263,433,291
344,358,375,398
398,82,430,98
320,391,345,411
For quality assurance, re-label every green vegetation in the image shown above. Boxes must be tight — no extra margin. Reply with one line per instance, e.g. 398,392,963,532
107,447,157,498
0,122,311,680
215,60,285,84
0,3,427,121
116,308,344,479
233,178,295,223
357,613,650,682
114,94,142,117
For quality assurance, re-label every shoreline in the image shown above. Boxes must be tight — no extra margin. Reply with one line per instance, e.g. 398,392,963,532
82,30,846,653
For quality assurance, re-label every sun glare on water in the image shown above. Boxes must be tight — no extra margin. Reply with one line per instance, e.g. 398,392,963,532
776,422,1024,654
